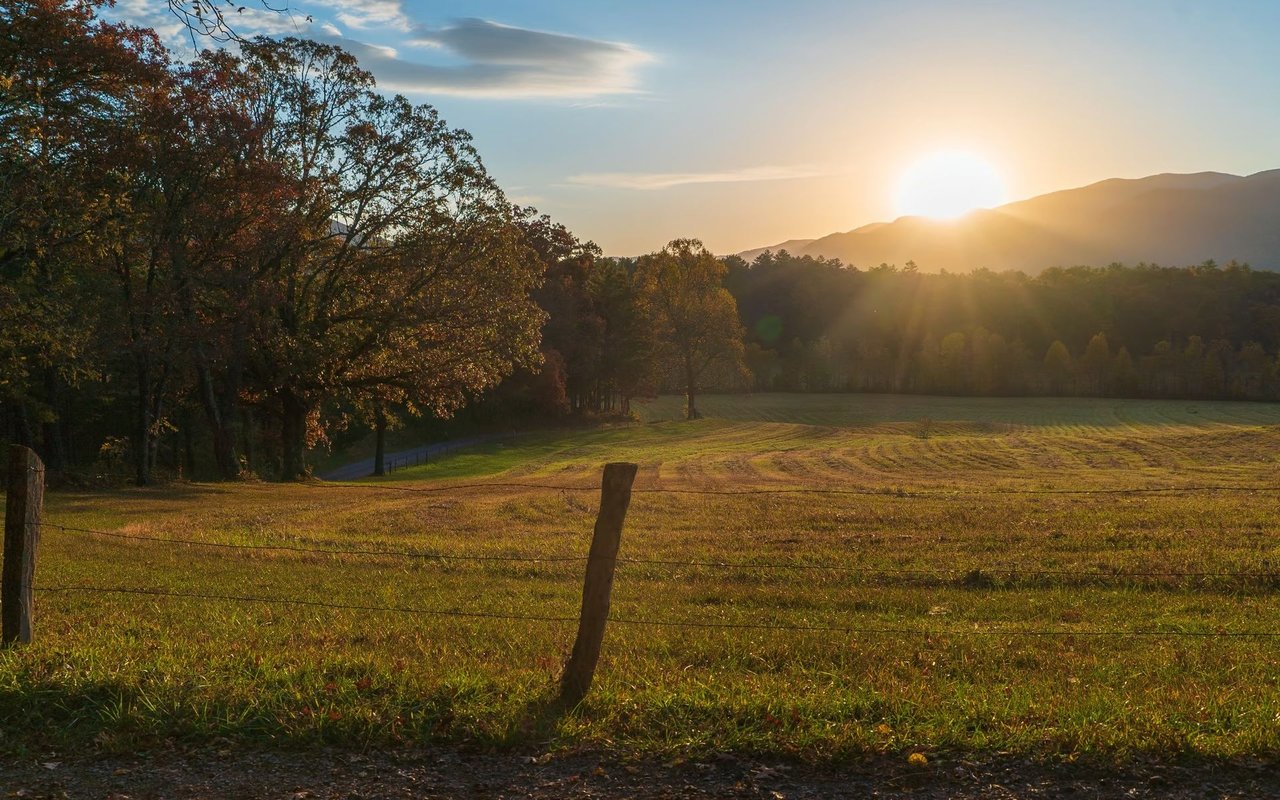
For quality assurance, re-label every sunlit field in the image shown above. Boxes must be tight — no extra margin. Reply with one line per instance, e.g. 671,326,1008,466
5,393,1280,759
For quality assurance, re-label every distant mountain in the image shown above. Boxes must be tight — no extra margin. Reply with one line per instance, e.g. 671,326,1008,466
737,170,1280,272
736,238,817,263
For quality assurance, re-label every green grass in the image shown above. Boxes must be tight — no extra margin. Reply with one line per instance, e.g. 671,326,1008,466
4,393,1280,760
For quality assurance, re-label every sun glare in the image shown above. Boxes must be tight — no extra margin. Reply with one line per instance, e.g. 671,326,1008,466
895,151,1008,219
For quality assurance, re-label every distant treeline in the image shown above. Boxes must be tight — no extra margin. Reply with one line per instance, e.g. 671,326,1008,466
725,252,1280,400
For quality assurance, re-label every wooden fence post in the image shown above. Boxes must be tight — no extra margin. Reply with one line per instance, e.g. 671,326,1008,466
559,462,638,705
3,445,44,646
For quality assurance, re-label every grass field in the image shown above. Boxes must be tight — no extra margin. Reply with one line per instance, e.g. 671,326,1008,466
4,393,1280,760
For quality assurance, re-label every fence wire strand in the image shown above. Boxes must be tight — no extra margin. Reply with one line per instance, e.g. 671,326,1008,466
38,522,587,563
36,584,1280,639
40,521,1280,583
317,479,1280,498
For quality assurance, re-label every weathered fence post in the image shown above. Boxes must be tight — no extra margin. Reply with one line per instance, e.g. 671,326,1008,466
3,445,44,646
559,462,638,705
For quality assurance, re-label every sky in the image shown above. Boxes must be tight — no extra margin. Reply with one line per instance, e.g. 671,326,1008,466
111,0,1280,255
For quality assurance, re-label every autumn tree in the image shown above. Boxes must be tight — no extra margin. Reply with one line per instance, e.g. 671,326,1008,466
236,38,543,479
592,258,661,414
99,48,299,483
1112,346,1138,395
635,239,746,420
1080,332,1111,394
1043,340,1074,395
0,0,167,473
516,209,606,413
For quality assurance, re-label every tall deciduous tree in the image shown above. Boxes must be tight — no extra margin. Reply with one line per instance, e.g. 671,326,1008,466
236,38,543,479
1080,332,1111,395
635,239,746,420
1043,340,1074,395
0,0,167,472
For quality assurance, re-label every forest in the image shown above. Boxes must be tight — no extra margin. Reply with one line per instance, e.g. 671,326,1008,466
729,252,1280,400
0,3,742,482
7,1,1280,485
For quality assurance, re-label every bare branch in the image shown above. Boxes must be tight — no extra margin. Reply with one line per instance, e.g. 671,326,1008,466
165,0,310,45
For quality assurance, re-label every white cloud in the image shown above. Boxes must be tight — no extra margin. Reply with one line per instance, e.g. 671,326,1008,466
223,6,312,36
110,0,187,43
307,0,411,32
108,0,311,50
312,18,651,99
106,5,650,101
567,165,836,191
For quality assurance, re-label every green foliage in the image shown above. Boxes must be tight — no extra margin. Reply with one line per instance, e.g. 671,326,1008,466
635,240,747,419
728,253,1280,400
484,212,659,419
0,0,167,463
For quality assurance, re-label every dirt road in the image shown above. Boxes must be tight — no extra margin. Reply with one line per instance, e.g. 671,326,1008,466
4,746,1275,799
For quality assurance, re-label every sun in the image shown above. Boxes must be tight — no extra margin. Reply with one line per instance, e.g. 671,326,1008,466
895,151,1008,219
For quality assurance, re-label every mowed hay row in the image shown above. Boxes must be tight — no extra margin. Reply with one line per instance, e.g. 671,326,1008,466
635,393,1280,428
9,394,1280,756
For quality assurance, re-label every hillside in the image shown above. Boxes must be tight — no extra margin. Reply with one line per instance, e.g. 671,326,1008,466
739,170,1280,271
736,237,817,262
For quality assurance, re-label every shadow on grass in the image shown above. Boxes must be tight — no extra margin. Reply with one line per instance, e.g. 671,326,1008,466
0,680,477,754
50,483,235,510
499,685,584,747
6,680,1280,800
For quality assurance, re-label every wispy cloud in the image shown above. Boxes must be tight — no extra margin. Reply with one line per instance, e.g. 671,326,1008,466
106,4,651,101
110,0,313,49
568,164,836,191
318,18,651,99
307,0,411,32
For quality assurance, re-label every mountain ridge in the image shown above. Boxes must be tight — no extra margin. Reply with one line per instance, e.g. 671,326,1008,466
736,170,1280,272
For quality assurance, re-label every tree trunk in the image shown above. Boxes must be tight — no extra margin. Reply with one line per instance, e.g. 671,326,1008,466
241,409,255,474
134,360,152,486
684,357,697,420
198,362,237,479
373,404,387,477
192,349,242,480
40,368,65,473
182,416,196,479
279,392,309,481
10,403,33,449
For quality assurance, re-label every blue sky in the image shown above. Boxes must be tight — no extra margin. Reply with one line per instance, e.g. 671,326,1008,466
113,1,1280,255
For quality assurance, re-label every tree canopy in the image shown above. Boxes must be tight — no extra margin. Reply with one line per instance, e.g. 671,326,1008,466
635,239,746,420
1,2,545,482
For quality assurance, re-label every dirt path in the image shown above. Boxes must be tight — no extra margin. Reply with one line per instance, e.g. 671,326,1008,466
4,746,1275,799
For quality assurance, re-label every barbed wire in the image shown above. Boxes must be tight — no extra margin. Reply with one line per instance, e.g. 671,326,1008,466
38,522,587,564
36,584,1280,638
316,479,1280,498
614,556,1280,581
38,585,580,623
40,521,1280,583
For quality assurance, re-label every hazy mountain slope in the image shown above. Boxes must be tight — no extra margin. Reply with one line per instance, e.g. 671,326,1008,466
737,170,1280,272
736,238,817,262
